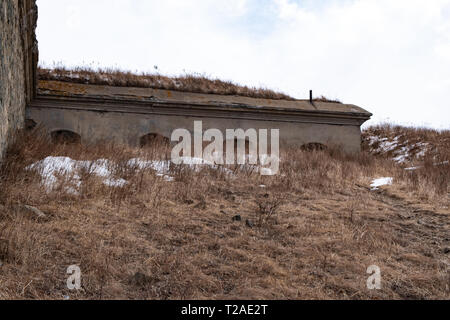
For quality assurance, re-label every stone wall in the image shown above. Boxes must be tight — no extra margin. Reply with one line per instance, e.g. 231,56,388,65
0,0,38,160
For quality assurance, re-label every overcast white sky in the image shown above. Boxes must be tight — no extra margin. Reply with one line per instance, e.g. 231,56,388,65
36,0,450,129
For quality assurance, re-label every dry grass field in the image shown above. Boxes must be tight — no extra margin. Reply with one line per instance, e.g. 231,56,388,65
0,125,448,300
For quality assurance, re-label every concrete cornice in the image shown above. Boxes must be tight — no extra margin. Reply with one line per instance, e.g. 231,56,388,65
30,94,372,126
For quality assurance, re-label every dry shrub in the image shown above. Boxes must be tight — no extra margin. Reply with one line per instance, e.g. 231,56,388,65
255,194,285,225
314,95,342,103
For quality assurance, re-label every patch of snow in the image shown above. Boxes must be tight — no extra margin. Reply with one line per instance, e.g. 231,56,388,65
162,175,175,182
127,158,170,174
103,178,128,188
405,161,448,171
367,134,433,164
378,137,399,152
393,154,408,163
259,168,276,176
405,166,421,171
413,142,430,159
27,157,80,191
370,177,393,190
367,136,387,147
27,157,133,193
28,154,278,194
27,156,241,193
390,142,431,163
178,157,215,166
130,156,233,176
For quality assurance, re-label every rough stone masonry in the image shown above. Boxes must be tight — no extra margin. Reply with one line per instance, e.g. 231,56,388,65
0,0,38,160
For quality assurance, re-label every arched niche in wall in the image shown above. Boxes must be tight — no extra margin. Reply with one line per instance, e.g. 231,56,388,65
139,133,170,149
300,142,327,152
51,130,81,145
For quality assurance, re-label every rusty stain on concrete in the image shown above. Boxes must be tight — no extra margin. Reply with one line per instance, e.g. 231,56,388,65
39,80,88,95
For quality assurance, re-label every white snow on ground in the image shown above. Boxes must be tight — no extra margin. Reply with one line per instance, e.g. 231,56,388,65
128,156,233,177
392,151,409,163
370,177,393,190
27,157,129,192
367,136,400,153
27,156,239,193
126,158,174,181
404,166,421,171
26,156,186,192
404,160,449,171
366,135,431,164
379,137,400,152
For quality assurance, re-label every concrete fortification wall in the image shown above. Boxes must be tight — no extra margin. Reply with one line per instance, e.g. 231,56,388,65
0,0,370,157
29,80,371,153
0,0,38,159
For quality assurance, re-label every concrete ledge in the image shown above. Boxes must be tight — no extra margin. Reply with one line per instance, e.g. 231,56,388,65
30,94,371,126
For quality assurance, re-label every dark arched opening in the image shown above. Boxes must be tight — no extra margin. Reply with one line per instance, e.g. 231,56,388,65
140,133,170,148
301,143,327,152
25,119,37,131
51,130,81,145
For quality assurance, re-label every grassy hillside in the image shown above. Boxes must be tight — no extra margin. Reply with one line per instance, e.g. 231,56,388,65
363,124,449,165
0,125,448,299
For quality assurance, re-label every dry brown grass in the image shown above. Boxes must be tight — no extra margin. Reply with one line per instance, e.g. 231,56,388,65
363,123,450,198
363,123,450,160
314,95,342,104
38,66,295,100
38,66,343,103
0,127,448,300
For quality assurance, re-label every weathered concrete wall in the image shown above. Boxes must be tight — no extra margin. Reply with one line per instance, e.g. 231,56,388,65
0,0,38,159
27,107,363,153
